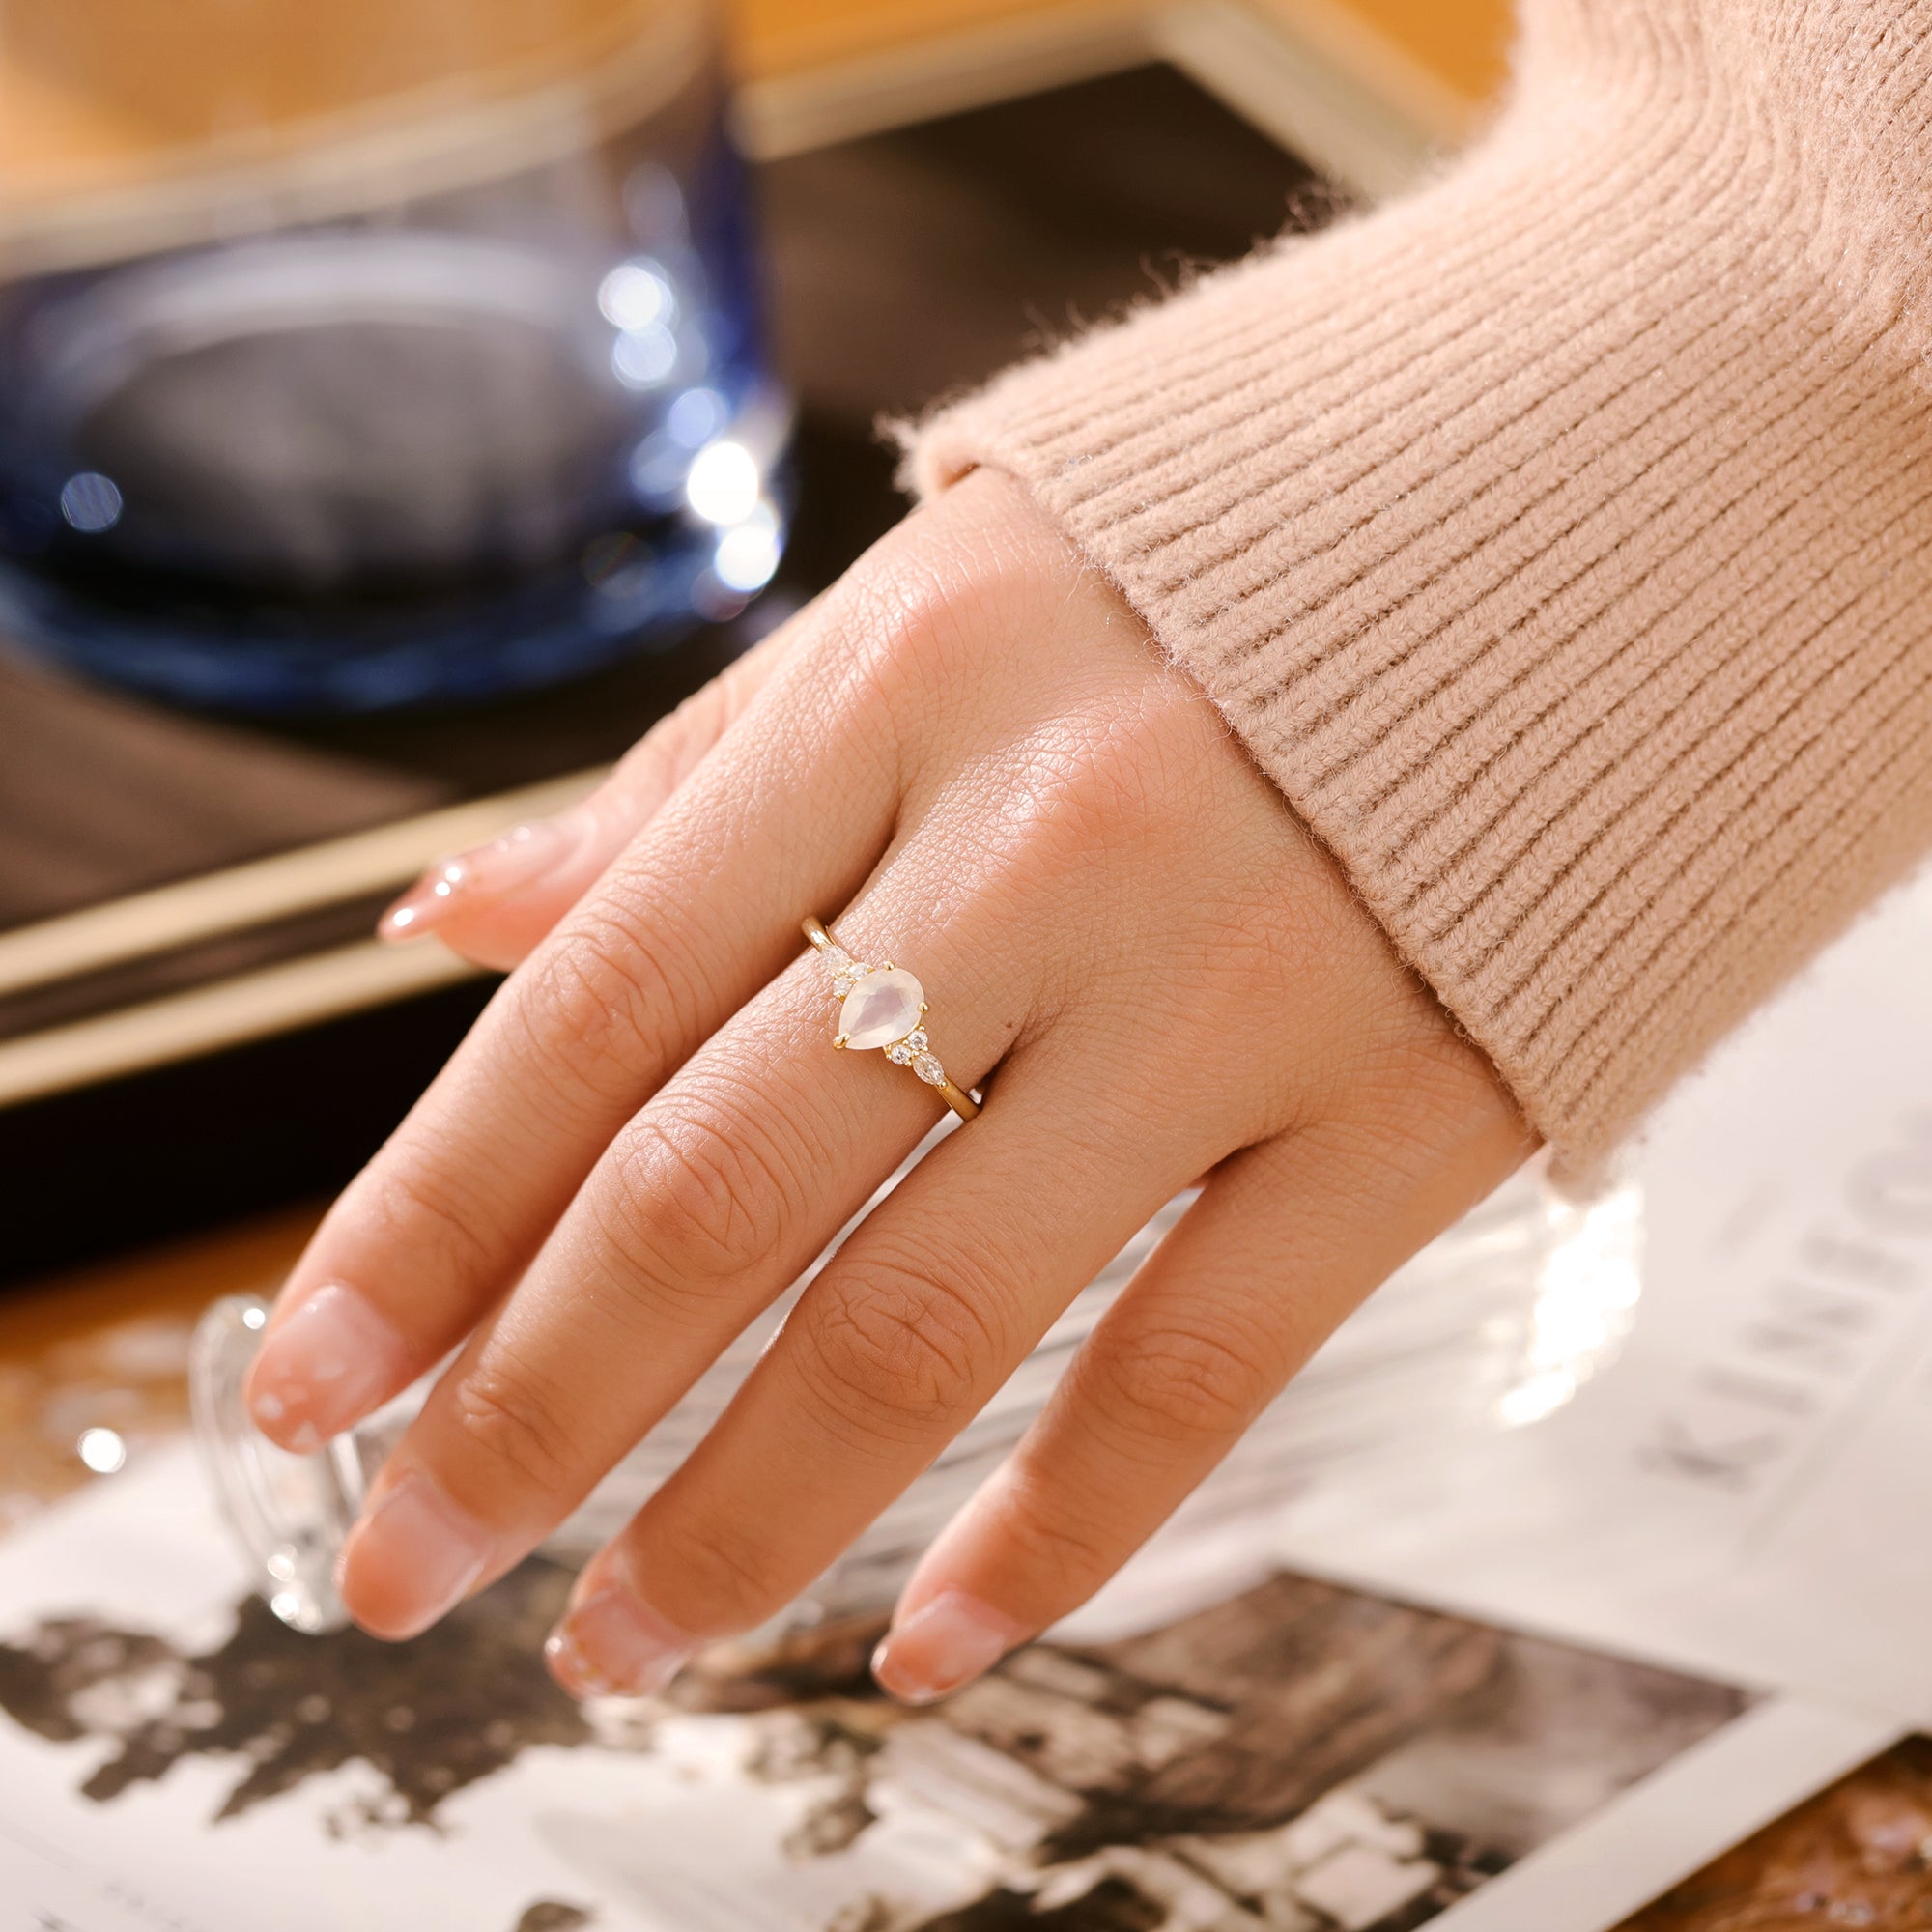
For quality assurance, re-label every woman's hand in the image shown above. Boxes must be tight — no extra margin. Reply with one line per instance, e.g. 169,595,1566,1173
244,469,1532,1703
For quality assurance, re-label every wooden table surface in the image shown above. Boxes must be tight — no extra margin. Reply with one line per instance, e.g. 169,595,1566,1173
14,7,1898,1925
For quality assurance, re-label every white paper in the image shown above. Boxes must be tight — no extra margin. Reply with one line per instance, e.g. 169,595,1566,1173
1266,862,1932,1723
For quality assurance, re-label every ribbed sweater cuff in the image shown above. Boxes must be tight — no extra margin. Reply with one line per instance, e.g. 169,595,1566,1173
904,28,1932,1170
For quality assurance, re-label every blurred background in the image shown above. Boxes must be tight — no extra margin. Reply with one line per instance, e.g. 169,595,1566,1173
0,0,1508,1285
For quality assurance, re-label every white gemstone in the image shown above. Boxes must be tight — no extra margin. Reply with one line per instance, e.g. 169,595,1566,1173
886,1040,914,1065
913,1053,946,1086
839,968,925,1050
905,1029,928,1054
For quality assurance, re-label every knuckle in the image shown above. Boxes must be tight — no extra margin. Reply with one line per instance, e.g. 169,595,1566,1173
1064,703,1175,833
795,1254,1012,1445
987,1465,1118,1590
1089,1318,1272,1452
990,689,1212,886
643,1512,784,1632
813,576,960,767
515,913,696,1106
353,1157,499,1285
598,1093,799,1301
838,513,1065,704
443,1358,578,1502
810,554,931,684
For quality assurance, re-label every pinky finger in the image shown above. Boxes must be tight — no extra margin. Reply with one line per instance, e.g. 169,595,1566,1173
871,1106,1528,1704
377,614,808,967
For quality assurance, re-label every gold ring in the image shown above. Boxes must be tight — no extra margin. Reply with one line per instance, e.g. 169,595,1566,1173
802,916,980,1122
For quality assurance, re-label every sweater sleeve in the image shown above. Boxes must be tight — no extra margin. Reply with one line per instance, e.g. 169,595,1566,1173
904,0,1932,1172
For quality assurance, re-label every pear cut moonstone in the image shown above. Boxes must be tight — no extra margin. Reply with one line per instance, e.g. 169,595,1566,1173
839,967,925,1050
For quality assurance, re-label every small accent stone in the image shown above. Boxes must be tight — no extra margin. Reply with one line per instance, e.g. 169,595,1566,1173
886,1040,914,1065
913,1053,946,1086
905,1029,928,1054
840,968,925,1050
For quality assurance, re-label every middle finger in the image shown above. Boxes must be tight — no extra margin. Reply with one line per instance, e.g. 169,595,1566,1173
334,867,1044,1639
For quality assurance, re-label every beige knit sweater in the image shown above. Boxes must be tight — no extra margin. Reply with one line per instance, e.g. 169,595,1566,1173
909,0,1932,1172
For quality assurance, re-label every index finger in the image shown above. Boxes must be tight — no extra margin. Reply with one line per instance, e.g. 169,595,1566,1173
243,619,902,1455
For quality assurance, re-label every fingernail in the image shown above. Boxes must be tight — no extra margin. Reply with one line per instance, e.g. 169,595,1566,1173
338,1471,494,1640
871,1591,1023,1705
545,1563,698,1699
245,1281,408,1450
379,816,581,941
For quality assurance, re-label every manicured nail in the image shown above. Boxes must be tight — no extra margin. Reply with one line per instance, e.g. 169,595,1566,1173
871,1591,1022,1705
245,1281,409,1450
545,1564,698,1700
379,816,581,941
337,1471,494,1640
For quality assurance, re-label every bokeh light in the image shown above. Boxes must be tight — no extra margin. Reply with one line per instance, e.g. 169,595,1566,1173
685,441,761,526
597,260,675,331
714,503,782,593
59,472,123,533
77,1427,128,1474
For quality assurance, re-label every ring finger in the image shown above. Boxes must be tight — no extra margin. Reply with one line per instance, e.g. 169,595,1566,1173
537,999,1224,1696
333,852,1164,1640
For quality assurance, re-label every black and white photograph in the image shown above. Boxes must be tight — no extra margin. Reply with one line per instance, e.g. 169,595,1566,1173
0,1446,1776,1932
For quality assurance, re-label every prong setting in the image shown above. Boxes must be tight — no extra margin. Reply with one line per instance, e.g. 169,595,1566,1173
802,916,979,1122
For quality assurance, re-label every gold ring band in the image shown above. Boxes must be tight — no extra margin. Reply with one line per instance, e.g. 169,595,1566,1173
802,916,980,1122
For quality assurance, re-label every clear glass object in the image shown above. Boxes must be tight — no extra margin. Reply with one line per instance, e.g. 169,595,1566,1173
0,0,784,711
192,1141,1642,1641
